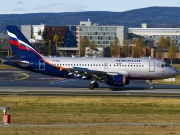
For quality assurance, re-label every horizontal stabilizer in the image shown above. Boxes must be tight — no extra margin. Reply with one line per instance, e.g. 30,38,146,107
3,59,29,67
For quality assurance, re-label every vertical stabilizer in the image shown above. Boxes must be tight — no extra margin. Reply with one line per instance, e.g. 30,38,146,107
6,26,42,59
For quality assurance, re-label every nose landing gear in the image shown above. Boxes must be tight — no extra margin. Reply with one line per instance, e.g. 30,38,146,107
149,80,154,90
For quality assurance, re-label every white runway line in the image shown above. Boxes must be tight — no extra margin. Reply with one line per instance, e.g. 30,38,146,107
1,123,180,128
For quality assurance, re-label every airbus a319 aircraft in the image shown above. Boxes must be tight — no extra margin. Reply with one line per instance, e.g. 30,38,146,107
3,26,179,89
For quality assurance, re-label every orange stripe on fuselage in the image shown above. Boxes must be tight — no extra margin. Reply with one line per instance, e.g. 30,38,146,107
44,60,65,71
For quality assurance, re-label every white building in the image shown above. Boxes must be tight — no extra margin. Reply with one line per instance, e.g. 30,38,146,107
21,25,31,41
129,23,180,47
21,24,45,42
77,19,124,47
32,24,45,41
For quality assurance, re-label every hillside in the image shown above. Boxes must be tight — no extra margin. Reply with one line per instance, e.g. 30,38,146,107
0,7,180,33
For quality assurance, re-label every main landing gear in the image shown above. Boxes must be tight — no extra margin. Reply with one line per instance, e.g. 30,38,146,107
88,81,99,89
149,80,154,90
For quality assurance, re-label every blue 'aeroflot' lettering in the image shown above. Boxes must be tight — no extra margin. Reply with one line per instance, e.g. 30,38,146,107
115,60,141,63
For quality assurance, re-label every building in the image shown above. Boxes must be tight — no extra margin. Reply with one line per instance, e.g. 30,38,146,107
85,47,103,57
76,19,124,48
21,24,45,41
76,19,124,57
32,24,45,40
21,25,32,41
21,24,78,57
0,34,11,58
77,19,124,47
43,25,78,56
129,23,180,48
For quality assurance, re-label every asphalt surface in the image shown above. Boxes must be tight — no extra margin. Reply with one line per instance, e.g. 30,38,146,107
0,69,180,96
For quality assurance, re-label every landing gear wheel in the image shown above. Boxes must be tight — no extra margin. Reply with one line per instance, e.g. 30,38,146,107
89,84,94,89
150,86,154,90
94,82,99,88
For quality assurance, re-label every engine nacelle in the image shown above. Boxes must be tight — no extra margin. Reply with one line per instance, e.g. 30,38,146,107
106,75,127,87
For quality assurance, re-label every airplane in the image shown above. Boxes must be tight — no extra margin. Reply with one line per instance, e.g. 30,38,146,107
3,26,179,90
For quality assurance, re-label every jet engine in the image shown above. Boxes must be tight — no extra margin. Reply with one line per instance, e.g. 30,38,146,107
106,75,129,87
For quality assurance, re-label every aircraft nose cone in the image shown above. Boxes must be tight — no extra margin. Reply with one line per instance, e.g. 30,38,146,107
172,68,179,77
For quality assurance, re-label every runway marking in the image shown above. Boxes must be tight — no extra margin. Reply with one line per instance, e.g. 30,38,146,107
37,77,61,80
50,79,65,83
1,123,180,128
14,72,29,80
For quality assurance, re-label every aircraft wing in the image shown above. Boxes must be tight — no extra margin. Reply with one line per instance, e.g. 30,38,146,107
69,67,129,81
72,67,106,74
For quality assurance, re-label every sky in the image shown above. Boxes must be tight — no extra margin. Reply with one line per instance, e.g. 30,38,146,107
1,0,180,14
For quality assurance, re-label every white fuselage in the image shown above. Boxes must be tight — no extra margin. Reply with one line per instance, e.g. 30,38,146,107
44,57,178,80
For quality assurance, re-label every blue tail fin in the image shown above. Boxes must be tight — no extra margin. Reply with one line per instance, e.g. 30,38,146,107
6,26,42,59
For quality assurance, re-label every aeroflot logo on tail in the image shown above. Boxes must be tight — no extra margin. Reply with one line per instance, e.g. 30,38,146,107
115,60,141,63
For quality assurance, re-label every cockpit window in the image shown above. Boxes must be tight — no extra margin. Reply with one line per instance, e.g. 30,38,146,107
161,63,171,68
166,63,171,67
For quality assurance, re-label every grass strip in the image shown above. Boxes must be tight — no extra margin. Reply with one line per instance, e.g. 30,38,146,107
0,96,180,134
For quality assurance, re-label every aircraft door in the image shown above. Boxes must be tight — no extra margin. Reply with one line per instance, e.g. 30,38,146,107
104,63,108,69
39,59,45,70
149,60,155,72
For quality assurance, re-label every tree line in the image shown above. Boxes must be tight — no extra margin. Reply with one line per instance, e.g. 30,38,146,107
79,36,177,64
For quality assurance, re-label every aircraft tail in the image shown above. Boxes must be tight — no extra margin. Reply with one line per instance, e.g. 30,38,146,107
6,26,42,59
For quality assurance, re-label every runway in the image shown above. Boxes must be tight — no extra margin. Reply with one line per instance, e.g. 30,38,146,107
0,69,180,96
